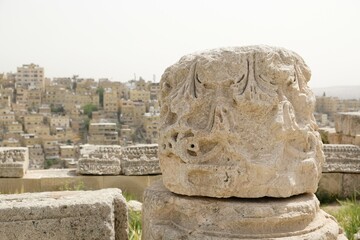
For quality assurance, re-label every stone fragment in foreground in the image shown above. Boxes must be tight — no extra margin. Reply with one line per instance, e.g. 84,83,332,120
0,188,128,240
159,45,324,198
142,181,346,240
0,147,29,178
77,156,121,175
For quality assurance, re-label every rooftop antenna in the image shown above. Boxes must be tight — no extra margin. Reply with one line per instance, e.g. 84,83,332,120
153,74,156,83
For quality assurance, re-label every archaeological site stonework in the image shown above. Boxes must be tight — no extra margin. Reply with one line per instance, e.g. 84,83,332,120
0,188,128,240
0,147,29,178
143,46,346,239
77,144,161,176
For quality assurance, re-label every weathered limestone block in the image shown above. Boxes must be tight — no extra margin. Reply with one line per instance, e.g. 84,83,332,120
120,144,161,175
0,147,29,178
335,112,360,137
0,188,128,240
323,144,360,173
142,181,346,240
77,156,121,175
159,46,324,198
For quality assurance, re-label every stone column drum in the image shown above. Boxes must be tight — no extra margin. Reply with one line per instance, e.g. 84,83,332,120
142,46,346,239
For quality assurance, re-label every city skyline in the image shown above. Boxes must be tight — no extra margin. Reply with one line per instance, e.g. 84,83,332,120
1,0,360,88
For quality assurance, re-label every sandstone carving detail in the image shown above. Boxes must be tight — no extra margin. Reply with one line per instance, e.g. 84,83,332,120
77,144,161,176
323,144,360,173
159,46,324,198
0,147,29,178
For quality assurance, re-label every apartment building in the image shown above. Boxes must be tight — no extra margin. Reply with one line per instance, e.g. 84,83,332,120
104,88,118,112
129,89,150,102
0,109,15,125
119,100,146,126
15,63,45,90
23,114,44,131
88,122,118,145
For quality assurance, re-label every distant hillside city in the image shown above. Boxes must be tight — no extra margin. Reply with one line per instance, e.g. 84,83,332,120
0,63,359,169
0,63,160,168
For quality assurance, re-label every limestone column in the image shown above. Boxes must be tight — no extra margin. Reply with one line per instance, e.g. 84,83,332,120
142,46,346,239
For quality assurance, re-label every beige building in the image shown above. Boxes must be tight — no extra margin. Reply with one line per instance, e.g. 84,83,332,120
0,138,21,147
27,88,42,108
49,115,70,129
42,138,60,159
104,88,118,112
15,63,45,90
26,125,50,139
119,100,146,126
88,122,119,145
60,145,76,159
0,93,11,109
44,85,67,106
20,133,42,146
149,82,160,100
143,111,160,144
5,121,23,134
24,114,44,131
129,89,150,102
0,109,15,125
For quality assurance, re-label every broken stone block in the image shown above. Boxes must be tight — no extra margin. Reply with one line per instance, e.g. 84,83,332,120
0,188,128,240
158,46,324,198
323,144,360,173
77,156,121,175
0,147,29,178
120,144,161,175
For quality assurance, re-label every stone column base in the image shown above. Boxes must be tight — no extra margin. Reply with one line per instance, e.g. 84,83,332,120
143,181,346,240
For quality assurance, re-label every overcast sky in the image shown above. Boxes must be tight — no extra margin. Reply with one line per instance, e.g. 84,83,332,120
1,0,359,88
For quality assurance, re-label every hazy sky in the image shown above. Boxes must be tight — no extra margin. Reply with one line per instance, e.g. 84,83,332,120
1,0,360,88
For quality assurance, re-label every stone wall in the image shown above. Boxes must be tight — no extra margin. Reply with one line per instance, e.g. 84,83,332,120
0,188,128,240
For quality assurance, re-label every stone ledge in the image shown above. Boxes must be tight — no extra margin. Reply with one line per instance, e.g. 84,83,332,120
143,181,346,240
0,188,128,240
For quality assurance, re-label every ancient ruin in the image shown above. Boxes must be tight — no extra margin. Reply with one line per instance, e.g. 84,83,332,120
0,188,128,240
121,144,160,175
77,144,160,176
0,147,29,177
77,155,121,175
323,144,360,173
143,46,346,239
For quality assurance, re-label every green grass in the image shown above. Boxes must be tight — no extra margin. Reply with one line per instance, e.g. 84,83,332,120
322,192,360,240
330,197,360,240
128,209,142,240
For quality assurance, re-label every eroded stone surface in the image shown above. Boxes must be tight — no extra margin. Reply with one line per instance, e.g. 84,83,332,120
0,188,128,240
78,144,161,176
142,181,346,240
120,144,160,175
0,147,29,178
323,144,360,173
77,155,121,175
159,46,324,198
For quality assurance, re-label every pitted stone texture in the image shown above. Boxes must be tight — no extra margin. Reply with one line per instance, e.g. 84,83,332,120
323,144,360,173
120,144,161,175
0,147,29,178
142,181,346,240
159,46,324,198
0,188,128,240
77,156,121,175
